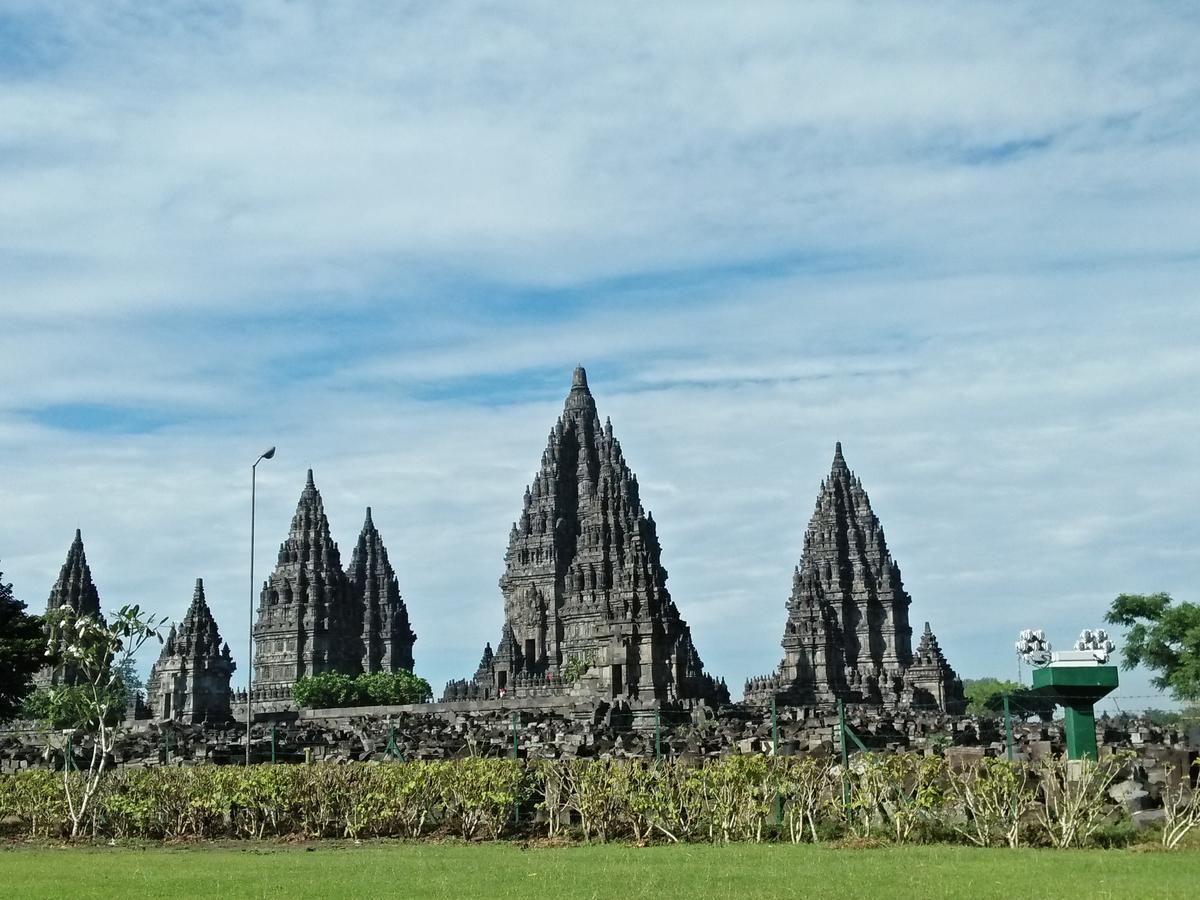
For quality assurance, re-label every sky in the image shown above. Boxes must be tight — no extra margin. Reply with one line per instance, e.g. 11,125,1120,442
1,2,1198,714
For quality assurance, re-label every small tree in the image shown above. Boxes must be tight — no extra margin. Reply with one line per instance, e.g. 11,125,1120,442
962,677,1055,721
0,565,44,723
44,604,165,837
1105,593,1200,702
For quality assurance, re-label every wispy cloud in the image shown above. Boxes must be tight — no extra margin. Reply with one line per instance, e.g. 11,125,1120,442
1,2,1197,709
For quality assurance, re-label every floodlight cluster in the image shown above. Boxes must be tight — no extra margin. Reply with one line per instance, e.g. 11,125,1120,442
1074,628,1115,662
1015,628,1052,668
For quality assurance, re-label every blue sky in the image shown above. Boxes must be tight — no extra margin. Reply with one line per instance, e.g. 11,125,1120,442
1,2,1198,712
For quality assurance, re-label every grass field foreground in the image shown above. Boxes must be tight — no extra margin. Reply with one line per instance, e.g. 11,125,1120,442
2,842,1199,899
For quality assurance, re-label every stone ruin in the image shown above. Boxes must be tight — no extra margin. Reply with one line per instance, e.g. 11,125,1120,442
449,367,727,707
35,529,105,688
744,443,965,713
252,471,416,692
30,473,420,724
145,578,235,723
23,367,1155,734
2,704,1193,781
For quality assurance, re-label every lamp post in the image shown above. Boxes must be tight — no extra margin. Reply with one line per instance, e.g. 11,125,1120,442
247,446,275,765
1017,626,1118,760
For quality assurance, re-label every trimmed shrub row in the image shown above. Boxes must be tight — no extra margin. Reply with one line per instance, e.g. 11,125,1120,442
0,754,1192,848
292,671,432,708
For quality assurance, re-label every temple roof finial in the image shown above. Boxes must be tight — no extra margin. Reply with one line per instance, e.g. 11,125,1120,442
364,506,373,527
565,365,595,412
306,468,315,488
831,441,849,474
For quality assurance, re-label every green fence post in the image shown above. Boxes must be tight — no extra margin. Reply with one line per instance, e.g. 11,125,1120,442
838,699,850,814
387,724,402,760
65,735,74,772
655,707,662,760
772,696,782,827
1003,694,1014,762
270,724,277,764
165,727,172,765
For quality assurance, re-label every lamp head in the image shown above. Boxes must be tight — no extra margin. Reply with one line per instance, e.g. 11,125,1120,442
260,446,276,461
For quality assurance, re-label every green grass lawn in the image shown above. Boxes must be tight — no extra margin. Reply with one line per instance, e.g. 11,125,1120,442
1,842,1197,899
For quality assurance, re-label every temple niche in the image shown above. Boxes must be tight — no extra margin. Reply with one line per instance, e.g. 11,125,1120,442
450,367,726,705
252,470,416,692
744,443,965,713
146,578,235,723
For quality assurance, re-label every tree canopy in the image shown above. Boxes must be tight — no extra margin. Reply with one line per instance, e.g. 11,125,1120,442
0,566,44,723
962,677,1056,721
1105,593,1200,702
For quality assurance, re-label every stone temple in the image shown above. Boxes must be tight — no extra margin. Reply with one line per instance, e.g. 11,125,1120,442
744,444,964,712
252,470,416,691
447,367,726,705
146,578,235,723
36,529,105,687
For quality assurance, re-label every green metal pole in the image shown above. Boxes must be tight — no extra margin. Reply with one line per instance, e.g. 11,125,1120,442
655,707,662,760
838,699,850,813
1063,703,1099,761
165,728,172,765
772,696,782,826
271,723,277,764
1003,694,1014,762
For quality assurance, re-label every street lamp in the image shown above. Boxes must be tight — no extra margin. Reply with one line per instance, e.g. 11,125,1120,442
247,446,275,765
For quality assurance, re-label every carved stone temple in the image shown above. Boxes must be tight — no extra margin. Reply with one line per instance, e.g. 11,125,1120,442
146,578,235,722
744,444,965,713
36,529,105,687
446,367,727,705
252,470,416,692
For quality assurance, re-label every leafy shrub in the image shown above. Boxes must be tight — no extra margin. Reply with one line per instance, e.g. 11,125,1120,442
0,753,1164,849
292,671,432,708
357,671,433,705
20,686,125,729
560,655,593,685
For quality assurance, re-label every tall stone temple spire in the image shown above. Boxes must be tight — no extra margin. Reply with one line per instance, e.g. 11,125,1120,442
147,578,236,722
45,529,103,621
38,529,105,686
347,507,416,674
251,470,418,697
745,444,964,712
253,469,357,689
458,366,725,704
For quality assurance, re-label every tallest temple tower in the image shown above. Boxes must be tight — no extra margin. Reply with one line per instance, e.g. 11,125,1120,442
461,367,724,704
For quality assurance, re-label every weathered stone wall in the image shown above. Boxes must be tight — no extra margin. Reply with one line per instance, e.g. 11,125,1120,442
2,705,1193,775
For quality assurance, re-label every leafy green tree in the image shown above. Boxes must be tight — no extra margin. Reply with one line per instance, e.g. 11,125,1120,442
963,678,1021,715
0,565,44,723
357,670,432,705
292,670,432,708
1139,708,1200,727
1105,593,1200,702
961,677,1055,721
43,604,166,836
